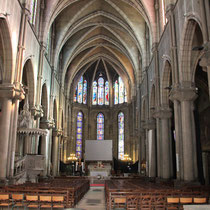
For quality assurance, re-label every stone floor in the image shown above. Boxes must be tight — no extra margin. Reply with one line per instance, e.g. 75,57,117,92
75,187,106,210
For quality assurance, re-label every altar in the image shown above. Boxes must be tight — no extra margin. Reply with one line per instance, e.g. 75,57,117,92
88,162,111,177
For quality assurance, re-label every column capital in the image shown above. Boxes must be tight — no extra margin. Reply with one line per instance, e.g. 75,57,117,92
52,129,63,137
169,83,197,102
199,42,210,68
0,83,25,100
142,119,156,130
40,118,55,129
153,106,172,119
31,105,44,119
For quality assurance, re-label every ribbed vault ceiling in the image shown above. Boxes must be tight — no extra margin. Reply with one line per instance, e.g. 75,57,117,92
42,0,156,98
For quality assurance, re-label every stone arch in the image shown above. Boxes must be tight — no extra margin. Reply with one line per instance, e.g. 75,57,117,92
40,83,48,119
0,18,13,83
179,18,203,82
161,60,172,106
22,59,35,108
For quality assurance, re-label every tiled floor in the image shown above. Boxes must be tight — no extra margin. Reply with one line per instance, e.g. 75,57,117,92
75,187,106,210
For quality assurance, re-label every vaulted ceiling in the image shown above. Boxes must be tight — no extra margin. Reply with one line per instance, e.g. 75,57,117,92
41,0,156,98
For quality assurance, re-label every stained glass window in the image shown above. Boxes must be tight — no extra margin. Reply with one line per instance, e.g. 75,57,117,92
77,76,83,103
74,76,87,104
76,112,83,159
125,88,127,103
30,0,38,25
118,112,124,160
114,80,119,104
105,81,109,105
74,87,77,102
114,77,127,105
92,81,97,105
97,113,104,140
83,80,87,104
98,77,104,105
92,77,109,105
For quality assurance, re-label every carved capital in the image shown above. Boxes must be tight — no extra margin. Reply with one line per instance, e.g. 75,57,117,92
142,119,156,130
31,105,44,119
40,118,55,129
199,42,210,68
169,82,197,102
0,83,25,100
153,106,172,119
52,129,63,137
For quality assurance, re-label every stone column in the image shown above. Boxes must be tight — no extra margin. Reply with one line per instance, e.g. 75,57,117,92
52,129,62,177
41,134,48,177
202,152,209,185
24,134,33,154
154,107,172,179
144,119,156,177
139,129,146,164
0,98,12,180
170,86,198,181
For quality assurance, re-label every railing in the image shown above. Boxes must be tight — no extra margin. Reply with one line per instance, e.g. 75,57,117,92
14,155,26,176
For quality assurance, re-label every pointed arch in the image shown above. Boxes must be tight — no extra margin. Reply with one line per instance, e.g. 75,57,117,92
53,99,58,128
41,83,48,119
180,18,204,82
0,18,13,83
22,59,35,108
161,60,172,106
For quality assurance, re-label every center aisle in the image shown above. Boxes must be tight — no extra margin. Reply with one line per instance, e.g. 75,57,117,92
75,187,106,210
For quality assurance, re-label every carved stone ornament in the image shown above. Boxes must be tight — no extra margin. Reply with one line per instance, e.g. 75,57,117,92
18,94,32,129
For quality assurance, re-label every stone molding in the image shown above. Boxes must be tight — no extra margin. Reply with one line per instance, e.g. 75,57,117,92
0,83,25,100
17,128,48,136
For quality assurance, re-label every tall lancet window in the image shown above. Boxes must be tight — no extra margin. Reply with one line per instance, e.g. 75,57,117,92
97,113,104,140
74,76,87,104
30,0,38,25
92,76,109,105
105,81,109,105
114,76,127,104
98,77,104,105
118,112,124,159
76,112,83,159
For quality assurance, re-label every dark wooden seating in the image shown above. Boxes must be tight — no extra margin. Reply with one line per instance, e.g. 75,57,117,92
12,193,25,209
39,195,52,209
105,178,210,210
0,193,12,209
25,195,39,209
52,195,65,208
193,197,207,204
0,177,90,208
166,197,179,210
112,197,127,210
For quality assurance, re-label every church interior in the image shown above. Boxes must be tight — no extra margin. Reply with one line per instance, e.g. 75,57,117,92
0,0,210,209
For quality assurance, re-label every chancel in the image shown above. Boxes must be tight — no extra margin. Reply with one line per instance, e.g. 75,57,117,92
0,0,210,209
